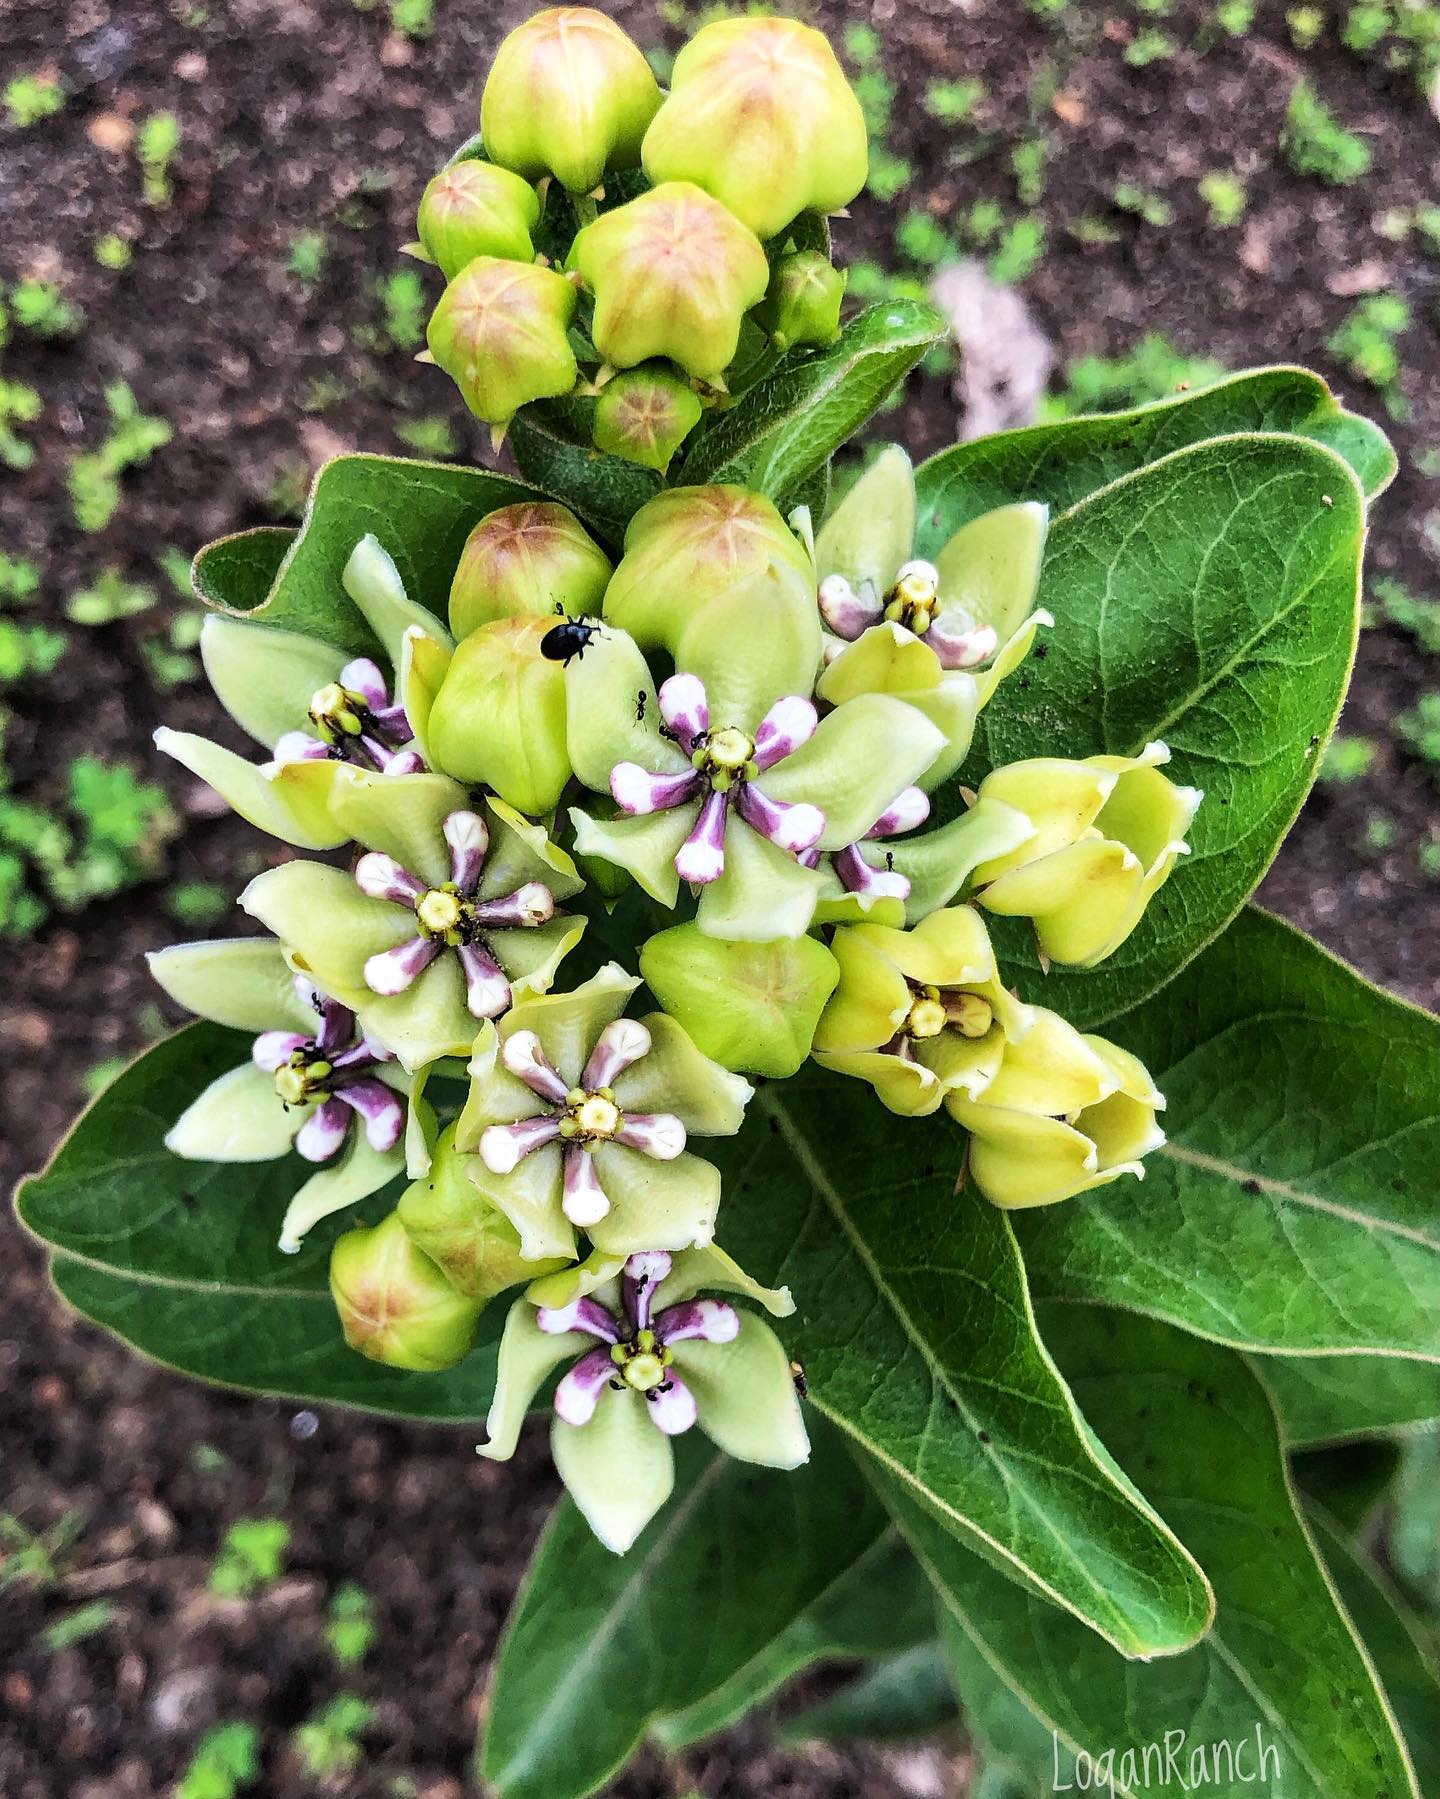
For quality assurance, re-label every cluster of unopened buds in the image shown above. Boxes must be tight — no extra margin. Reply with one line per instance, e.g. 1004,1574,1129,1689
146,11,1200,1553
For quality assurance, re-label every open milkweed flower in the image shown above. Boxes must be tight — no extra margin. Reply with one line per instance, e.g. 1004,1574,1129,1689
454,962,752,1263
970,743,1203,967
948,1033,1167,1211
157,536,450,850
641,15,868,241
240,780,585,1072
149,937,409,1253
480,1246,807,1553
565,624,946,941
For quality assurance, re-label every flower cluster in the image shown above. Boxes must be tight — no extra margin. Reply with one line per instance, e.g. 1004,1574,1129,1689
414,7,865,465
148,10,1200,1554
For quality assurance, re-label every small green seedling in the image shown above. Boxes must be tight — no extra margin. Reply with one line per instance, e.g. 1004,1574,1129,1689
68,383,173,532
1283,81,1371,184
9,279,83,339
177,1721,261,1799
0,1511,86,1591
0,619,67,682
924,77,984,124
390,0,436,37
1111,183,1175,228
1327,293,1410,415
376,269,428,351
395,415,461,458
4,73,65,128
293,1695,374,1778
41,1602,120,1651
1372,577,1440,654
1214,0,1257,31
1012,139,1047,207
0,378,42,472
209,1517,291,1597
1126,29,1176,65
325,1583,378,1666
1318,735,1376,784
1396,693,1440,771
94,232,134,271
166,881,231,927
1287,5,1324,45
137,111,182,208
0,555,39,607
286,230,328,287
1342,3,1392,51
988,217,1046,283
67,568,157,626
865,146,911,202
1199,170,1246,227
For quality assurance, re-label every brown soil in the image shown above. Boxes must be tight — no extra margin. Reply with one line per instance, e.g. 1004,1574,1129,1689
3,1,1437,1795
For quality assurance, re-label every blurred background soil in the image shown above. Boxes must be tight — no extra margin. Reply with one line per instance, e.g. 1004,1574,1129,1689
1,1,1438,1793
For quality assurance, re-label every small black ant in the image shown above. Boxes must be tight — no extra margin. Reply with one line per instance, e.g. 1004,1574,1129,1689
540,602,601,666
884,851,896,873
635,690,647,722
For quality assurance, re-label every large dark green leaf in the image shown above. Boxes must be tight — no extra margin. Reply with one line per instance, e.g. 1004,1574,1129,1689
952,432,1364,1025
478,1430,887,1799
682,299,947,503
712,1075,1214,1659
15,1026,498,1420
777,1643,959,1745
508,407,662,548
1266,1357,1440,1448
198,455,535,654
913,1308,1419,1799
913,366,1394,547
1017,910,1440,1363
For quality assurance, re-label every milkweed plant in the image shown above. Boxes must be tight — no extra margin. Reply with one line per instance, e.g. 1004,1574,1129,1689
20,11,1440,1798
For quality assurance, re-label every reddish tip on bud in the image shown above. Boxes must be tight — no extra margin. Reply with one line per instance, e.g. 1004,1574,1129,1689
592,366,703,473
329,1211,484,1372
481,7,662,194
416,159,542,281
450,501,612,638
426,256,578,425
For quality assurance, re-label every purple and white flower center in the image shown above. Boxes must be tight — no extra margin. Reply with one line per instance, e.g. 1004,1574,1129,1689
800,783,930,903
273,657,424,777
252,984,403,1164
354,810,557,1020
536,1249,740,1437
818,560,998,671
610,674,827,886
479,1020,686,1230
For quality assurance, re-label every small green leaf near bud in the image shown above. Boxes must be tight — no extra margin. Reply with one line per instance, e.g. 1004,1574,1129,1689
757,252,846,350
480,6,662,194
416,159,541,281
569,183,769,381
425,256,578,426
640,923,839,1077
641,17,868,240
329,1211,484,1371
592,366,703,473
449,501,612,638
426,616,573,814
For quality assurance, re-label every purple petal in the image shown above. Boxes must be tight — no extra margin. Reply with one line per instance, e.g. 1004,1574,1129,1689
252,1030,309,1072
736,783,825,856
655,1298,741,1346
369,740,425,777
657,673,709,751
295,1097,351,1163
536,1297,622,1342
561,1144,611,1228
444,809,490,894
674,788,729,886
818,573,882,640
613,1112,686,1161
645,1372,698,1436
610,762,702,816
581,1018,652,1091
924,614,998,670
867,786,930,839
336,1079,404,1153
751,695,818,771
479,1112,563,1174
458,942,512,1019
471,882,555,929
272,730,331,765
553,1346,616,1427
623,1251,673,1330
339,657,389,710
833,842,909,900
355,852,425,908
500,1029,572,1104
314,996,358,1056
363,935,440,996
368,702,413,739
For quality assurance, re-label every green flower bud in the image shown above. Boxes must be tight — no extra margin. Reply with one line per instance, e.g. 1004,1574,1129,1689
757,251,846,349
640,923,840,1078
641,17,868,241
481,7,662,194
425,256,578,428
569,182,769,381
449,501,612,638
416,159,541,280
426,616,572,815
592,366,703,473
398,1125,570,1299
329,1210,484,1371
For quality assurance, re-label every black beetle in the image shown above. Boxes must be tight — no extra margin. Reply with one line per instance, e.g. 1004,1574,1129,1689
540,609,600,666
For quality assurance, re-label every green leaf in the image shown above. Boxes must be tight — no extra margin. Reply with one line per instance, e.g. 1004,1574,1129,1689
191,526,295,613
15,1025,498,1420
479,1429,888,1799
1016,910,1440,1362
917,1307,1419,1799
1292,1441,1403,1535
197,455,535,655
1265,1356,1440,1449
777,1643,960,1746
913,366,1394,545
654,1528,934,1749
508,408,662,548
1308,1506,1440,1797
958,433,1364,1025
682,299,947,503
712,1076,1214,1659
